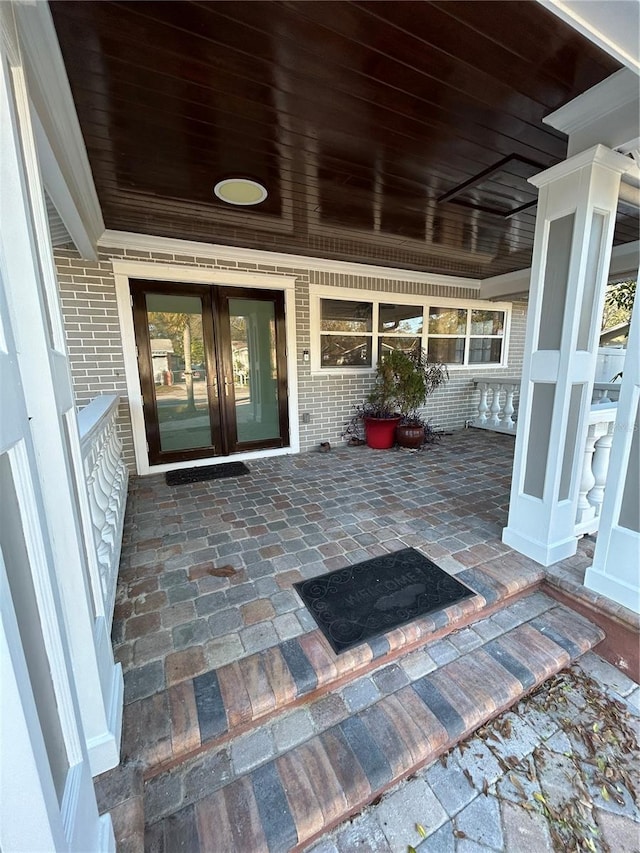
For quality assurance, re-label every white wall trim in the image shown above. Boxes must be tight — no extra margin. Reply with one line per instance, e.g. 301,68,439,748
544,69,640,135
112,259,300,475
112,259,297,291
529,144,634,189
101,229,482,291
13,2,103,258
480,268,532,301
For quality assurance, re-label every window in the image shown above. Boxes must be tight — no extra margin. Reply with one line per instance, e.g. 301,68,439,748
320,299,373,367
314,292,510,370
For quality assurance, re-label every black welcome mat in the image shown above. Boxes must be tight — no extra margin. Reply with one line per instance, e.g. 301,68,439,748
166,462,250,486
294,548,475,654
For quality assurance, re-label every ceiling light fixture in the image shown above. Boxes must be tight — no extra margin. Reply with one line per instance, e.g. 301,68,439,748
213,177,268,206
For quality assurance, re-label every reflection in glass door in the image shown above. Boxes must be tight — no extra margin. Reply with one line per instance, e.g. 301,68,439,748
131,281,288,464
228,298,281,445
146,292,215,454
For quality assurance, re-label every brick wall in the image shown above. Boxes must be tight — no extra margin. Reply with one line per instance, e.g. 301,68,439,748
54,246,527,470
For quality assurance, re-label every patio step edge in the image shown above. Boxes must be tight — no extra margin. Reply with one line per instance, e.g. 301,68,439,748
143,598,605,852
127,561,543,777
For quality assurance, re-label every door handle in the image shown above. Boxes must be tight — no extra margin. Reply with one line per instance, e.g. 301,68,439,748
224,377,230,397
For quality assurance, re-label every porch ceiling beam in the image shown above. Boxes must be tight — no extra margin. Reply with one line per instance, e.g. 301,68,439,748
14,2,104,259
544,68,640,159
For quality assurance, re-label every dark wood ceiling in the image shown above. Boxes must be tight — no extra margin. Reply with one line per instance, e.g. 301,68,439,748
50,1,635,278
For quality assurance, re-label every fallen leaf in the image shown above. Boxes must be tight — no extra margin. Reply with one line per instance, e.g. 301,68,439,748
453,830,467,839
509,773,526,798
416,824,427,839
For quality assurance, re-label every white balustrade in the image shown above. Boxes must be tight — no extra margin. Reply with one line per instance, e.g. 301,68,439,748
471,378,520,434
592,382,621,405
78,395,128,622
574,404,617,537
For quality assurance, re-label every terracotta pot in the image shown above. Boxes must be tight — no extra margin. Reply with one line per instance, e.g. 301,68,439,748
396,423,425,449
364,416,401,449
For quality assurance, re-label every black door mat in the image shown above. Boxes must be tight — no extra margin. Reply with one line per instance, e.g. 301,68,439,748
165,462,250,486
294,547,475,654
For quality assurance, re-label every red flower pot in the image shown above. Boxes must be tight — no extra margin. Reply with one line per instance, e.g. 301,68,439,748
364,416,401,449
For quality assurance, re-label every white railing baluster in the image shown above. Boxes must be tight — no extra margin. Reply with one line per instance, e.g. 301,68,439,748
576,423,600,529
502,384,516,431
589,421,615,518
78,395,128,622
471,377,519,434
476,382,489,425
574,404,617,538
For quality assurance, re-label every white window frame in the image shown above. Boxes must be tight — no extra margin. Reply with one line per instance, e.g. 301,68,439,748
309,284,512,373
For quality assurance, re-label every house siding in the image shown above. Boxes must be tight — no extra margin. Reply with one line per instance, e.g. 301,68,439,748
54,247,527,471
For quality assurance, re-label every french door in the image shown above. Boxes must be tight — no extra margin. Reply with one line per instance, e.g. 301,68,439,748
131,280,290,465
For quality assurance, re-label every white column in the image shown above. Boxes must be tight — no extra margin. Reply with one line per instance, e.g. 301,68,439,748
4,2,122,775
503,145,633,565
585,283,640,614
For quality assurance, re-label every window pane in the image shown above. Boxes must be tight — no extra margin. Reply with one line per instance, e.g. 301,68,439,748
378,337,421,360
229,298,280,444
469,338,503,363
321,335,371,367
379,304,423,334
427,338,465,364
471,310,504,335
147,293,212,453
428,307,466,334
321,299,372,333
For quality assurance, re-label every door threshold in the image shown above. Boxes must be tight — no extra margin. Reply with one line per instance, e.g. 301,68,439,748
144,445,295,476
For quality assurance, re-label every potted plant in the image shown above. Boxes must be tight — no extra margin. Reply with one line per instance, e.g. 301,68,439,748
390,348,449,448
342,348,448,450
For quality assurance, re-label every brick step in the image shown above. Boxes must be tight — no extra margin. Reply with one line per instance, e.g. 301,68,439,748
143,594,604,852
124,560,543,775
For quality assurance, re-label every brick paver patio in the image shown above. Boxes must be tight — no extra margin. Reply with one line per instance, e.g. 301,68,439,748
114,430,519,705
103,429,639,852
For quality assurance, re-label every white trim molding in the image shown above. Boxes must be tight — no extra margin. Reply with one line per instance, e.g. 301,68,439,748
544,69,640,159
112,259,300,476
13,2,104,258
101,229,482,291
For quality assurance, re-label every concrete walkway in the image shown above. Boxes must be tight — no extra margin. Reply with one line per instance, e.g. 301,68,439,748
306,653,639,853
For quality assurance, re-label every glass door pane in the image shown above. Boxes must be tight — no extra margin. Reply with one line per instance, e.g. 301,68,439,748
228,298,282,444
145,292,215,455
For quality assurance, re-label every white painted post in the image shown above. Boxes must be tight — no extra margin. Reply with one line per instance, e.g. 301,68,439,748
3,2,122,776
503,145,633,565
585,281,640,614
